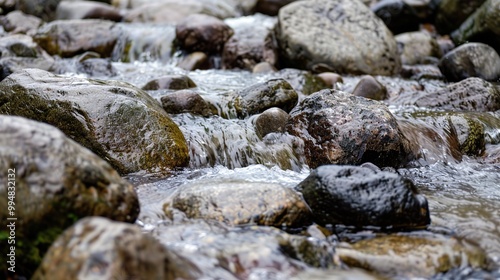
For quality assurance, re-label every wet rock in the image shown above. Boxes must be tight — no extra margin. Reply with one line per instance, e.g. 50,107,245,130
400,64,444,80
177,51,209,70
273,68,329,95
290,268,382,280
0,56,55,81
142,75,196,90
176,13,233,54
163,179,312,227
153,220,337,278
0,69,189,174
435,0,486,34
239,78,298,115
0,10,42,35
413,78,500,112
396,31,442,65
337,233,490,279
276,0,401,75
16,0,62,21
76,57,117,77
32,217,195,280
438,43,500,82
295,165,430,229
0,116,139,277
317,72,343,89
222,14,277,70
287,89,413,168
33,19,119,58
160,90,215,116
432,267,500,280
254,0,297,16
451,0,500,52
371,0,421,35
351,75,388,101
255,107,289,138
56,0,123,21
124,0,238,24
253,61,276,73
484,144,500,163
0,34,46,58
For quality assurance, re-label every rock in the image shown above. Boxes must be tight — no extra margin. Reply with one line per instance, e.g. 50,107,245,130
0,34,46,58
317,72,343,89
255,107,289,138
290,268,383,280
0,116,139,278
337,233,490,279
0,69,189,174
0,56,55,81
222,14,277,70
438,43,500,82
351,75,388,100
0,10,42,35
160,90,215,116
396,31,442,65
0,0,15,14
254,0,297,16
451,0,500,53
175,13,233,54
252,61,276,73
163,179,312,227
400,64,444,80
413,78,500,112
177,51,209,70
56,0,123,21
124,0,238,24
273,68,329,95
16,0,62,21
238,78,298,115
275,0,401,75
32,217,195,280
286,89,413,168
371,0,421,34
152,220,337,278
295,165,430,229
76,57,117,78
141,75,197,90
33,19,119,58
435,0,486,34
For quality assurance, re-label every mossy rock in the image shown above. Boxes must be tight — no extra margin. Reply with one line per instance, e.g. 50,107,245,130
0,68,189,174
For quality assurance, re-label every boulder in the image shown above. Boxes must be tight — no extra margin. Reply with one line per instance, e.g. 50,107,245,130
163,179,312,227
371,0,421,35
337,233,490,279
275,0,401,75
395,31,442,65
0,10,42,35
175,13,233,54
438,43,500,82
286,89,413,168
295,165,430,229
55,0,123,21
238,78,298,115
0,69,189,174
32,217,196,280
0,116,139,277
351,75,388,101
33,19,119,58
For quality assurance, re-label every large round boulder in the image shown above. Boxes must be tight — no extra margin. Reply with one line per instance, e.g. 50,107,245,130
275,0,401,75
0,116,139,277
295,165,430,229
0,68,189,174
286,89,413,168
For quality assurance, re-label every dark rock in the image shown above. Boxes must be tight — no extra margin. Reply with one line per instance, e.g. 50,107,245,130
238,78,298,115
371,0,420,34
16,0,62,21
176,13,233,54
33,19,119,58
413,78,500,111
400,64,444,80
0,116,139,278
0,69,189,174
435,0,486,34
0,34,46,58
252,61,276,73
0,10,42,35
141,75,197,90
352,75,388,100
255,107,289,138
76,57,117,78
317,72,343,89
254,0,297,16
222,14,277,70
160,90,215,116
177,51,210,70
438,43,500,82
287,89,413,168
337,233,489,279
296,165,430,229
0,0,15,14
395,31,442,65
163,179,312,227
276,0,401,75
32,217,194,280
56,0,123,21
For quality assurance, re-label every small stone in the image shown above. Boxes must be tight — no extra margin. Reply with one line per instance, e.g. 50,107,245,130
0,10,42,35
177,51,209,70
56,0,123,21
142,75,197,90
160,90,215,116
352,75,388,100
395,31,442,65
316,72,343,88
255,107,289,138
239,78,298,115
252,61,276,73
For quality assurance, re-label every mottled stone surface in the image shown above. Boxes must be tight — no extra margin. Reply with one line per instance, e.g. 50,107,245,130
255,107,289,138
239,78,298,115
276,0,401,75
396,31,442,65
0,116,139,277
160,90,215,116
295,165,430,228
